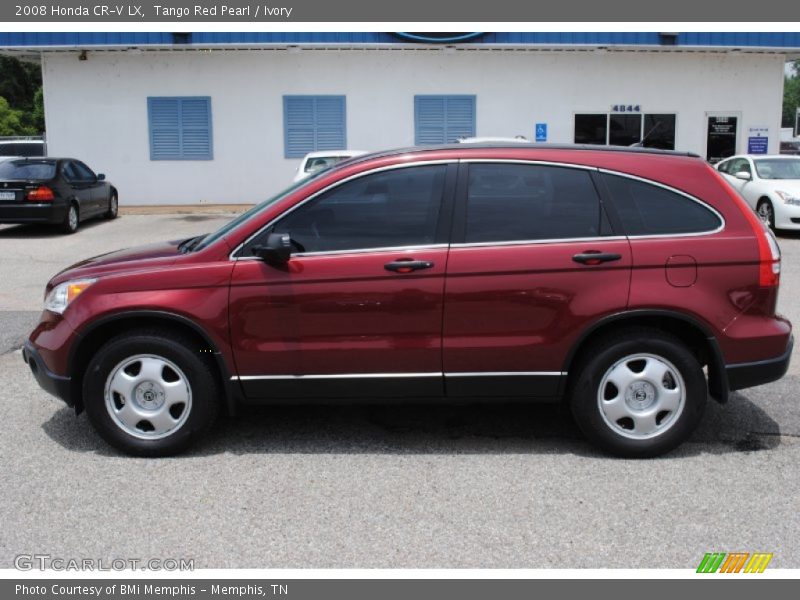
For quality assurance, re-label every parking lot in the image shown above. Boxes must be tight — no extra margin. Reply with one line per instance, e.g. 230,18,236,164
0,214,798,569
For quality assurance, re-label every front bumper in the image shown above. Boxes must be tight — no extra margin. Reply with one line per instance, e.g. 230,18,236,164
22,340,74,406
726,335,793,391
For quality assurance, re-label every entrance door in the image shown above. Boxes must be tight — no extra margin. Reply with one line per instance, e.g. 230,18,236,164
706,113,740,163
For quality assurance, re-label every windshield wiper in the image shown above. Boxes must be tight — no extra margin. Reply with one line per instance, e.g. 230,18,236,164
178,234,206,254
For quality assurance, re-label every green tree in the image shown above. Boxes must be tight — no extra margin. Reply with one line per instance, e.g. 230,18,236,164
0,56,41,110
783,60,800,129
0,56,43,135
0,96,36,136
30,86,44,132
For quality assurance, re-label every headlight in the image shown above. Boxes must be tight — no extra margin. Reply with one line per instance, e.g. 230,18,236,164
775,190,800,205
44,278,96,314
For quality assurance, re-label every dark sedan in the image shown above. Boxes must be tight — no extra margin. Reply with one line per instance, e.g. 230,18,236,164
0,158,118,233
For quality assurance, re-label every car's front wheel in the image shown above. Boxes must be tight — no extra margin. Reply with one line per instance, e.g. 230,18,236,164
105,192,118,219
569,328,707,457
83,330,219,456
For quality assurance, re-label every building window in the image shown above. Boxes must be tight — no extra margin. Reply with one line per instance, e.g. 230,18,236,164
574,114,607,145
414,95,476,145
642,114,676,150
283,95,346,159
574,113,676,150
147,97,213,160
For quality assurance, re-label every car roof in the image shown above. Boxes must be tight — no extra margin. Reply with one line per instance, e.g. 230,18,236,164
731,154,800,160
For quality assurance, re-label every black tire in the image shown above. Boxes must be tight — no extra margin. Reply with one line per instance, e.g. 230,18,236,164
568,328,707,458
104,192,118,219
61,203,79,234
756,198,776,231
82,330,220,457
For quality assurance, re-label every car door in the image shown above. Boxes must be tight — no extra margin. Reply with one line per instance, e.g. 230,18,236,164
442,161,632,398
62,161,96,216
719,157,757,207
73,160,105,215
229,162,456,399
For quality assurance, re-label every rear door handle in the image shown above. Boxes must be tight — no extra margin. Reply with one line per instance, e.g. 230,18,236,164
384,259,435,273
572,251,622,265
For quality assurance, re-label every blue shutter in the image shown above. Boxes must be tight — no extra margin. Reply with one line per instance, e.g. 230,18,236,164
148,96,212,160
415,95,476,145
284,95,346,158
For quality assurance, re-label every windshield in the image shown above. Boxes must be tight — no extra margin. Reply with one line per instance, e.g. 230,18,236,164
754,159,800,180
0,159,56,180
193,170,330,252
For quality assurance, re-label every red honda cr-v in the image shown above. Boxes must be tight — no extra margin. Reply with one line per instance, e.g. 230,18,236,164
22,145,792,457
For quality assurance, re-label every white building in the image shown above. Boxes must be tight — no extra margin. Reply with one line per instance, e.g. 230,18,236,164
1,32,799,205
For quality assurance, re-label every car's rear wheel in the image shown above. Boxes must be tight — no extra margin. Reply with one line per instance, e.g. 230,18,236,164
61,203,79,234
105,193,118,219
757,198,776,230
83,330,219,456
569,328,707,457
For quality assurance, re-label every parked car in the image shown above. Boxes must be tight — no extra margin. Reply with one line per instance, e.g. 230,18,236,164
23,144,791,458
780,140,800,155
458,136,530,143
0,138,46,158
293,150,367,182
715,155,800,230
0,158,117,233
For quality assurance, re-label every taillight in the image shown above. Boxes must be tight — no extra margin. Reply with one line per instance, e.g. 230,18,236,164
25,186,55,202
707,165,780,287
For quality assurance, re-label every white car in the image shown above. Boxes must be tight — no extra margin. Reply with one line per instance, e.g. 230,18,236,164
293,150,367,182
716,154,800,230
457,136,530,143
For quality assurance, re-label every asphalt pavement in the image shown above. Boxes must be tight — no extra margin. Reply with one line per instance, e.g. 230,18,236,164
0,215,798,569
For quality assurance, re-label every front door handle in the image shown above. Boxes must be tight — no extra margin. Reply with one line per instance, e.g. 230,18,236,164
384,259,435,273
572,251,622,265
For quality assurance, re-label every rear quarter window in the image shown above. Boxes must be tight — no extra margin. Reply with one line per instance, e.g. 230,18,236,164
602,173,722,236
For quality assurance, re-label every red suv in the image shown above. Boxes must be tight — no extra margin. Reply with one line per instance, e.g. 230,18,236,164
22,145,792,457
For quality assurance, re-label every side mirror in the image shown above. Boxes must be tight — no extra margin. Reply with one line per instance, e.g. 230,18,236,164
735,171,751,181
96,173,105,181
251,233,292,265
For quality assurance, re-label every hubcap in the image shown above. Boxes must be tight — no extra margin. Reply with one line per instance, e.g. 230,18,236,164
104,354,192,440
111,197,117,214
597,353,686,440
69,207,77,229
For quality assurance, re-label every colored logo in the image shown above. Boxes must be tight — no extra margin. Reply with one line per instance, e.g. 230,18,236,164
696,552,773,573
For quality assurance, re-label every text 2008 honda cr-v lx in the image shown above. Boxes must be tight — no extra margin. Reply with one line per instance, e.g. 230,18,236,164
22,145,793,457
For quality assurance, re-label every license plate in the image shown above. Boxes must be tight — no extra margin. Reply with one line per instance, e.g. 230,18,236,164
0,191,16,200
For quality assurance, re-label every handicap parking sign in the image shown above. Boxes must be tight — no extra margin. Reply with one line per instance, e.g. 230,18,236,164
535,123,547,142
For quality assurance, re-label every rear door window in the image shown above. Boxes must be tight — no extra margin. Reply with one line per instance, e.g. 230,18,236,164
602,173,722,236
464,163,611,243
